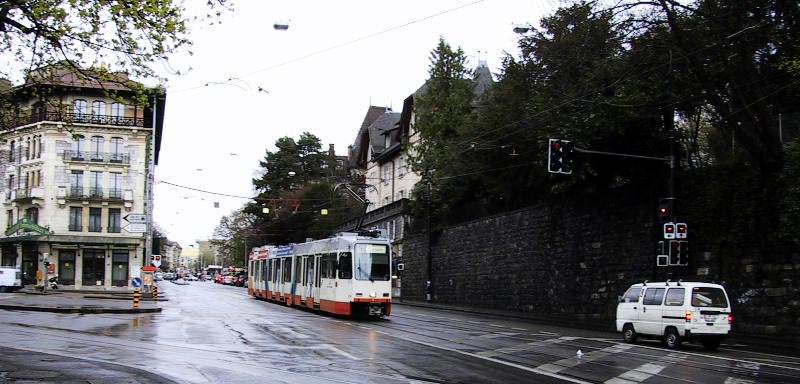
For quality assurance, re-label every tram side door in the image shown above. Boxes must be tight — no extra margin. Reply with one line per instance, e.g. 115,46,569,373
312,255,321,306
299,256,309,303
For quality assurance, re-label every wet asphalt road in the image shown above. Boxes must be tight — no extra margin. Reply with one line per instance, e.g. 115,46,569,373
1,282,799,383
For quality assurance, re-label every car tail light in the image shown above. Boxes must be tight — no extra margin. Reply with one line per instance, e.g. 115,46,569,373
728,314,733,324
685,310,693,322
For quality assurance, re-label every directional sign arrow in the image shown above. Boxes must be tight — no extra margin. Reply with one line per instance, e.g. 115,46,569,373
123,223,147,233
124,213,147,223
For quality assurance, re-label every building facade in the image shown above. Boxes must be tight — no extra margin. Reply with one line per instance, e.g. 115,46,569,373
0,64,164,291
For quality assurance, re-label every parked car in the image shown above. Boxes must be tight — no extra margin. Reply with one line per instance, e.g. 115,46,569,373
616,281,732,350
0,267,22,292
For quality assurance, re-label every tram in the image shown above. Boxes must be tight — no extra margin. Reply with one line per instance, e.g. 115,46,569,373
247,231,392,317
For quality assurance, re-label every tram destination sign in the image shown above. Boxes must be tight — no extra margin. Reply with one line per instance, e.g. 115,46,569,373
124,213,147,223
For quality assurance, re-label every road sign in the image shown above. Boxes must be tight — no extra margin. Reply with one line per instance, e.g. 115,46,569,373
124,213,147,223
123,223,147,233
150,254,162,268
132,277,142,287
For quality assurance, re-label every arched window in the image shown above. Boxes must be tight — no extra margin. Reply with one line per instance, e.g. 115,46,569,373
71,134,85,160
74,99,88,122
111,102,125,124
92,100,106,123
109,137,124,162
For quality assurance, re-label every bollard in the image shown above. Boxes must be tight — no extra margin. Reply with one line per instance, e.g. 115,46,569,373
152,285,158,299
133,287,140,308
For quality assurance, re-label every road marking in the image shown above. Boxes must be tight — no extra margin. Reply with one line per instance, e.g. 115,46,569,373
477,336,572,357
538,344,634,374
724,378,755,384
602,353,684,384
376,330,592,384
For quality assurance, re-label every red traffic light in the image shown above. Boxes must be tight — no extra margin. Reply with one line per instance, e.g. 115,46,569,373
676,222,687,239
664,222,676,239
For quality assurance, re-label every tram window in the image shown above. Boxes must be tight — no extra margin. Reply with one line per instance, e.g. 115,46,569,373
354,244,390,281
338,252,352,279
321,253,336,278
282,258,291,282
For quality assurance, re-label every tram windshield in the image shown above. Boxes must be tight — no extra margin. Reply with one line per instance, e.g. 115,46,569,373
354,243,390,281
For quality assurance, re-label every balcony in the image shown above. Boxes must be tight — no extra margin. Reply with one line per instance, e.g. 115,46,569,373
8,187,44,203
62,150,130,165
64,186,126,202
28,111,144,127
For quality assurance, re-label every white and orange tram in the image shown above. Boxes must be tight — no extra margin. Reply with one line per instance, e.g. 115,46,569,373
247,231,393,317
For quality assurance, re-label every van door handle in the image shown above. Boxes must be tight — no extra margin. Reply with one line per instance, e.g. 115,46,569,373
633,306,637,310
642,307,646,312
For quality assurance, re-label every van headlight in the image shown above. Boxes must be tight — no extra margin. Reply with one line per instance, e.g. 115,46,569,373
369,291,377,298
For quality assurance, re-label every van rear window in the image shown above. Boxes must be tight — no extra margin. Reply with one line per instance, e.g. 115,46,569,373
691,287,728,307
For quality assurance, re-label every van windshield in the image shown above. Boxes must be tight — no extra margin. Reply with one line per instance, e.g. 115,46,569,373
691,287,728,307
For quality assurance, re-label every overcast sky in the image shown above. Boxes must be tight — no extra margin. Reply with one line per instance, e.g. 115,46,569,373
154,0,557,249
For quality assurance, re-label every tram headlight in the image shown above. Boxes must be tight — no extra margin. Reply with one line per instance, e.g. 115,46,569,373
369,291,377,298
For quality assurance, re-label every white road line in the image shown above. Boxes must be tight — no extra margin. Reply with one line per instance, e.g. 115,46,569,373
723,378,755,384
477,336,572,357
376,330,592,384
603,354,686,384
538,344,634,374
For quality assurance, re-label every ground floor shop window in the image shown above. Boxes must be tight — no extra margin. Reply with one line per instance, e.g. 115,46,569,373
111,251,128,287
58,251,76,285
82,250,105,286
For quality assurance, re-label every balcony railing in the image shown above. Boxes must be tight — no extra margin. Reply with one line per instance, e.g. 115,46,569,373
66,186,125,201
29,111,144,127
62,150,130,164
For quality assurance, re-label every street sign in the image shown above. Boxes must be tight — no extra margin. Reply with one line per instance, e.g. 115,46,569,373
123,223,147,233
132,277,142,287
151,254,162,268
124,213,147,223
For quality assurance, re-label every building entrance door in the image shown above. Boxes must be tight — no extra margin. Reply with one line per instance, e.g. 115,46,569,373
58,251,76,285
82,249,105,286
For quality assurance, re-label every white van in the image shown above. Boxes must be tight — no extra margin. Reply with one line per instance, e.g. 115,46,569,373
616,281,732,350
0,266,23,292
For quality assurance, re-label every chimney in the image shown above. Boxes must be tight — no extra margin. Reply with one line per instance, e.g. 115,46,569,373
329,144,335,156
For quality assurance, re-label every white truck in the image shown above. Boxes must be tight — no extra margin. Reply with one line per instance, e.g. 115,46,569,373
0,266,23,292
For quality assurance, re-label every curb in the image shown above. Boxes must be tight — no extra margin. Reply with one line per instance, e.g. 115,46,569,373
0,304,162,314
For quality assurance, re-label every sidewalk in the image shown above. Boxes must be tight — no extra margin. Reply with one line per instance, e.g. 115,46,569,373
0,288,164,314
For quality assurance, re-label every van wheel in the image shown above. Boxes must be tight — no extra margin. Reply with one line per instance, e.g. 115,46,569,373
702,339,720,351
622,324,638,343
663,328,681,349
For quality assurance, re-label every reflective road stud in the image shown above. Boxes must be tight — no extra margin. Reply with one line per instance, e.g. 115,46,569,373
133,288,141,308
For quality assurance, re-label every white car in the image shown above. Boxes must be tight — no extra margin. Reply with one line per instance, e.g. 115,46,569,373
616,281,732,350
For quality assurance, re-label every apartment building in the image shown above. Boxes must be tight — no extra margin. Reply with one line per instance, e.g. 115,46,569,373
0,64,164,290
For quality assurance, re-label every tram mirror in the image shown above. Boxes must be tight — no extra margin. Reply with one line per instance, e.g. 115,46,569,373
396,263,405,271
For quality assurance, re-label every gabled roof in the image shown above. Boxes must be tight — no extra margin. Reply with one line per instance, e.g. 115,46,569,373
349,106,399,168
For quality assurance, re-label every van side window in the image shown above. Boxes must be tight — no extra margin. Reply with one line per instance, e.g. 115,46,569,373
620,287,642,303
665,288,685,306
642,288,665,305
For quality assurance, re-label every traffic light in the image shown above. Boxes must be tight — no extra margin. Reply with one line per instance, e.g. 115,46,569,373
668,240,688,266
663,222,676,239
548,138,573,174
658,198,671,222
676,223,687,239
